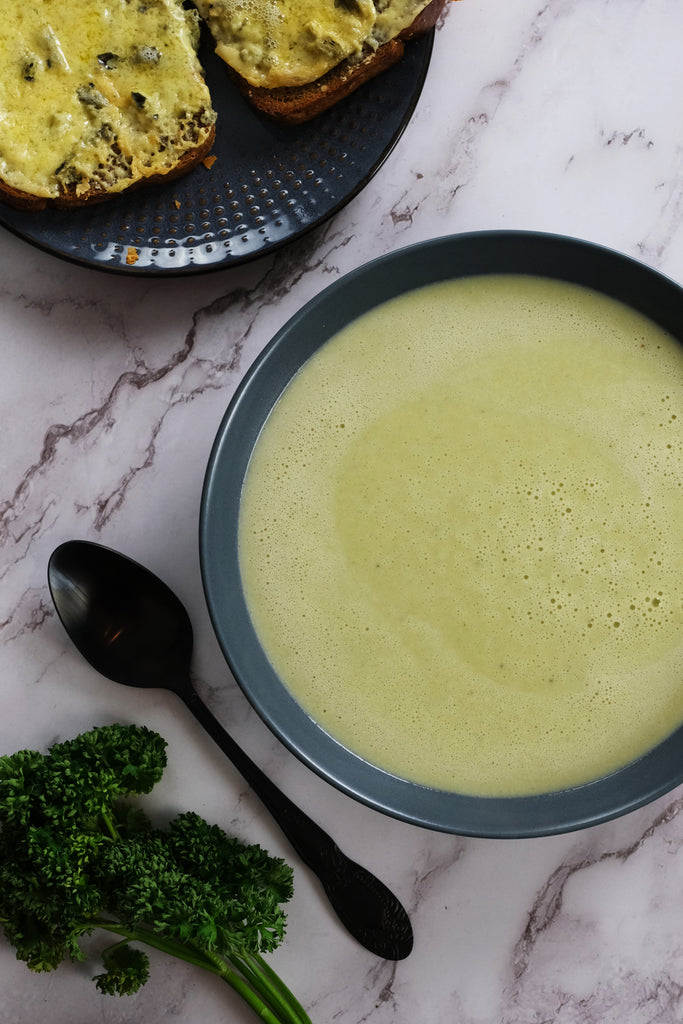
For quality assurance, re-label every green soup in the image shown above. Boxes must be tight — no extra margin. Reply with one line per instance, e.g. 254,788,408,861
238,275,683,796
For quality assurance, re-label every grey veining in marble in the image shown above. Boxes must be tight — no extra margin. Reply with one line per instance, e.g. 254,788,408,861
2,1,683,1021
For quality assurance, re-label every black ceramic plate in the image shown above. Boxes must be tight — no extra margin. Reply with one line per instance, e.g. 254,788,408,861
0,26,434,276
200,231,683,838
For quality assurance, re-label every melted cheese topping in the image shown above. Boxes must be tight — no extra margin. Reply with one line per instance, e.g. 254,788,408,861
371,0,432,44
193,0,432,88
0,0,216,200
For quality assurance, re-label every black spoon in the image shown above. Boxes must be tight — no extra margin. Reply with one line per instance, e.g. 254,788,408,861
47,539,413,961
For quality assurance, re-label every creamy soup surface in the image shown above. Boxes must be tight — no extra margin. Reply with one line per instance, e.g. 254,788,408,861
238,275,683,796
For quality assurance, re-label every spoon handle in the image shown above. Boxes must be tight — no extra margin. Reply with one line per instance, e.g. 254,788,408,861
181,685,413,961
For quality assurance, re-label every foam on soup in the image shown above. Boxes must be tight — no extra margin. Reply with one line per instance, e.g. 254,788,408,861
238,275,683,796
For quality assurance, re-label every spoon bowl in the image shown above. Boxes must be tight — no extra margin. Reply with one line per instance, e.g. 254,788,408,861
48,540,193,692
48,539,413,961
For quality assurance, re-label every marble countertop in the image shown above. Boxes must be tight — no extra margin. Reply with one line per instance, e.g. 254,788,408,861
2,1,683,1021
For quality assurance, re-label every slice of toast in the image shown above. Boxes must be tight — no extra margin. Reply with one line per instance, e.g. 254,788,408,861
0,0,217,210
203,0,448,125
194,0,379,90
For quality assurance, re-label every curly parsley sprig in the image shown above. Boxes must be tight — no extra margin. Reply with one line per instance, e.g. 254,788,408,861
0,723,312,1024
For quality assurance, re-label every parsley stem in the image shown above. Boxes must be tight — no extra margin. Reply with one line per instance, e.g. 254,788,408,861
95,921,222,974
99,808,119,842
94,922,310,1024
228,951,313,1024
251,952,313,1024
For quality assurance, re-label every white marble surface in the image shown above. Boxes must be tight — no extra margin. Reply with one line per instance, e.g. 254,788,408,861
2,1,683,1021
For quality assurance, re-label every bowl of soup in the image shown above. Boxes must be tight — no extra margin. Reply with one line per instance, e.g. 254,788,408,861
199,230,683,837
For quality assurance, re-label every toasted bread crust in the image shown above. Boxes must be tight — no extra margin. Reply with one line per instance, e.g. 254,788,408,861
231,40,406,126
0,121,216,212
231,0,448,125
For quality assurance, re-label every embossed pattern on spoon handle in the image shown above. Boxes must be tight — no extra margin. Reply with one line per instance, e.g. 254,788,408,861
181,685,413,960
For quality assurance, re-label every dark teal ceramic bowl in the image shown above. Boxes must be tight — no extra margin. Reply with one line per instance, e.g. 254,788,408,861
199,230,683,838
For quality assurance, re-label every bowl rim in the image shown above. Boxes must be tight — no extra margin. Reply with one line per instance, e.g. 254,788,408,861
199,229,683,838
